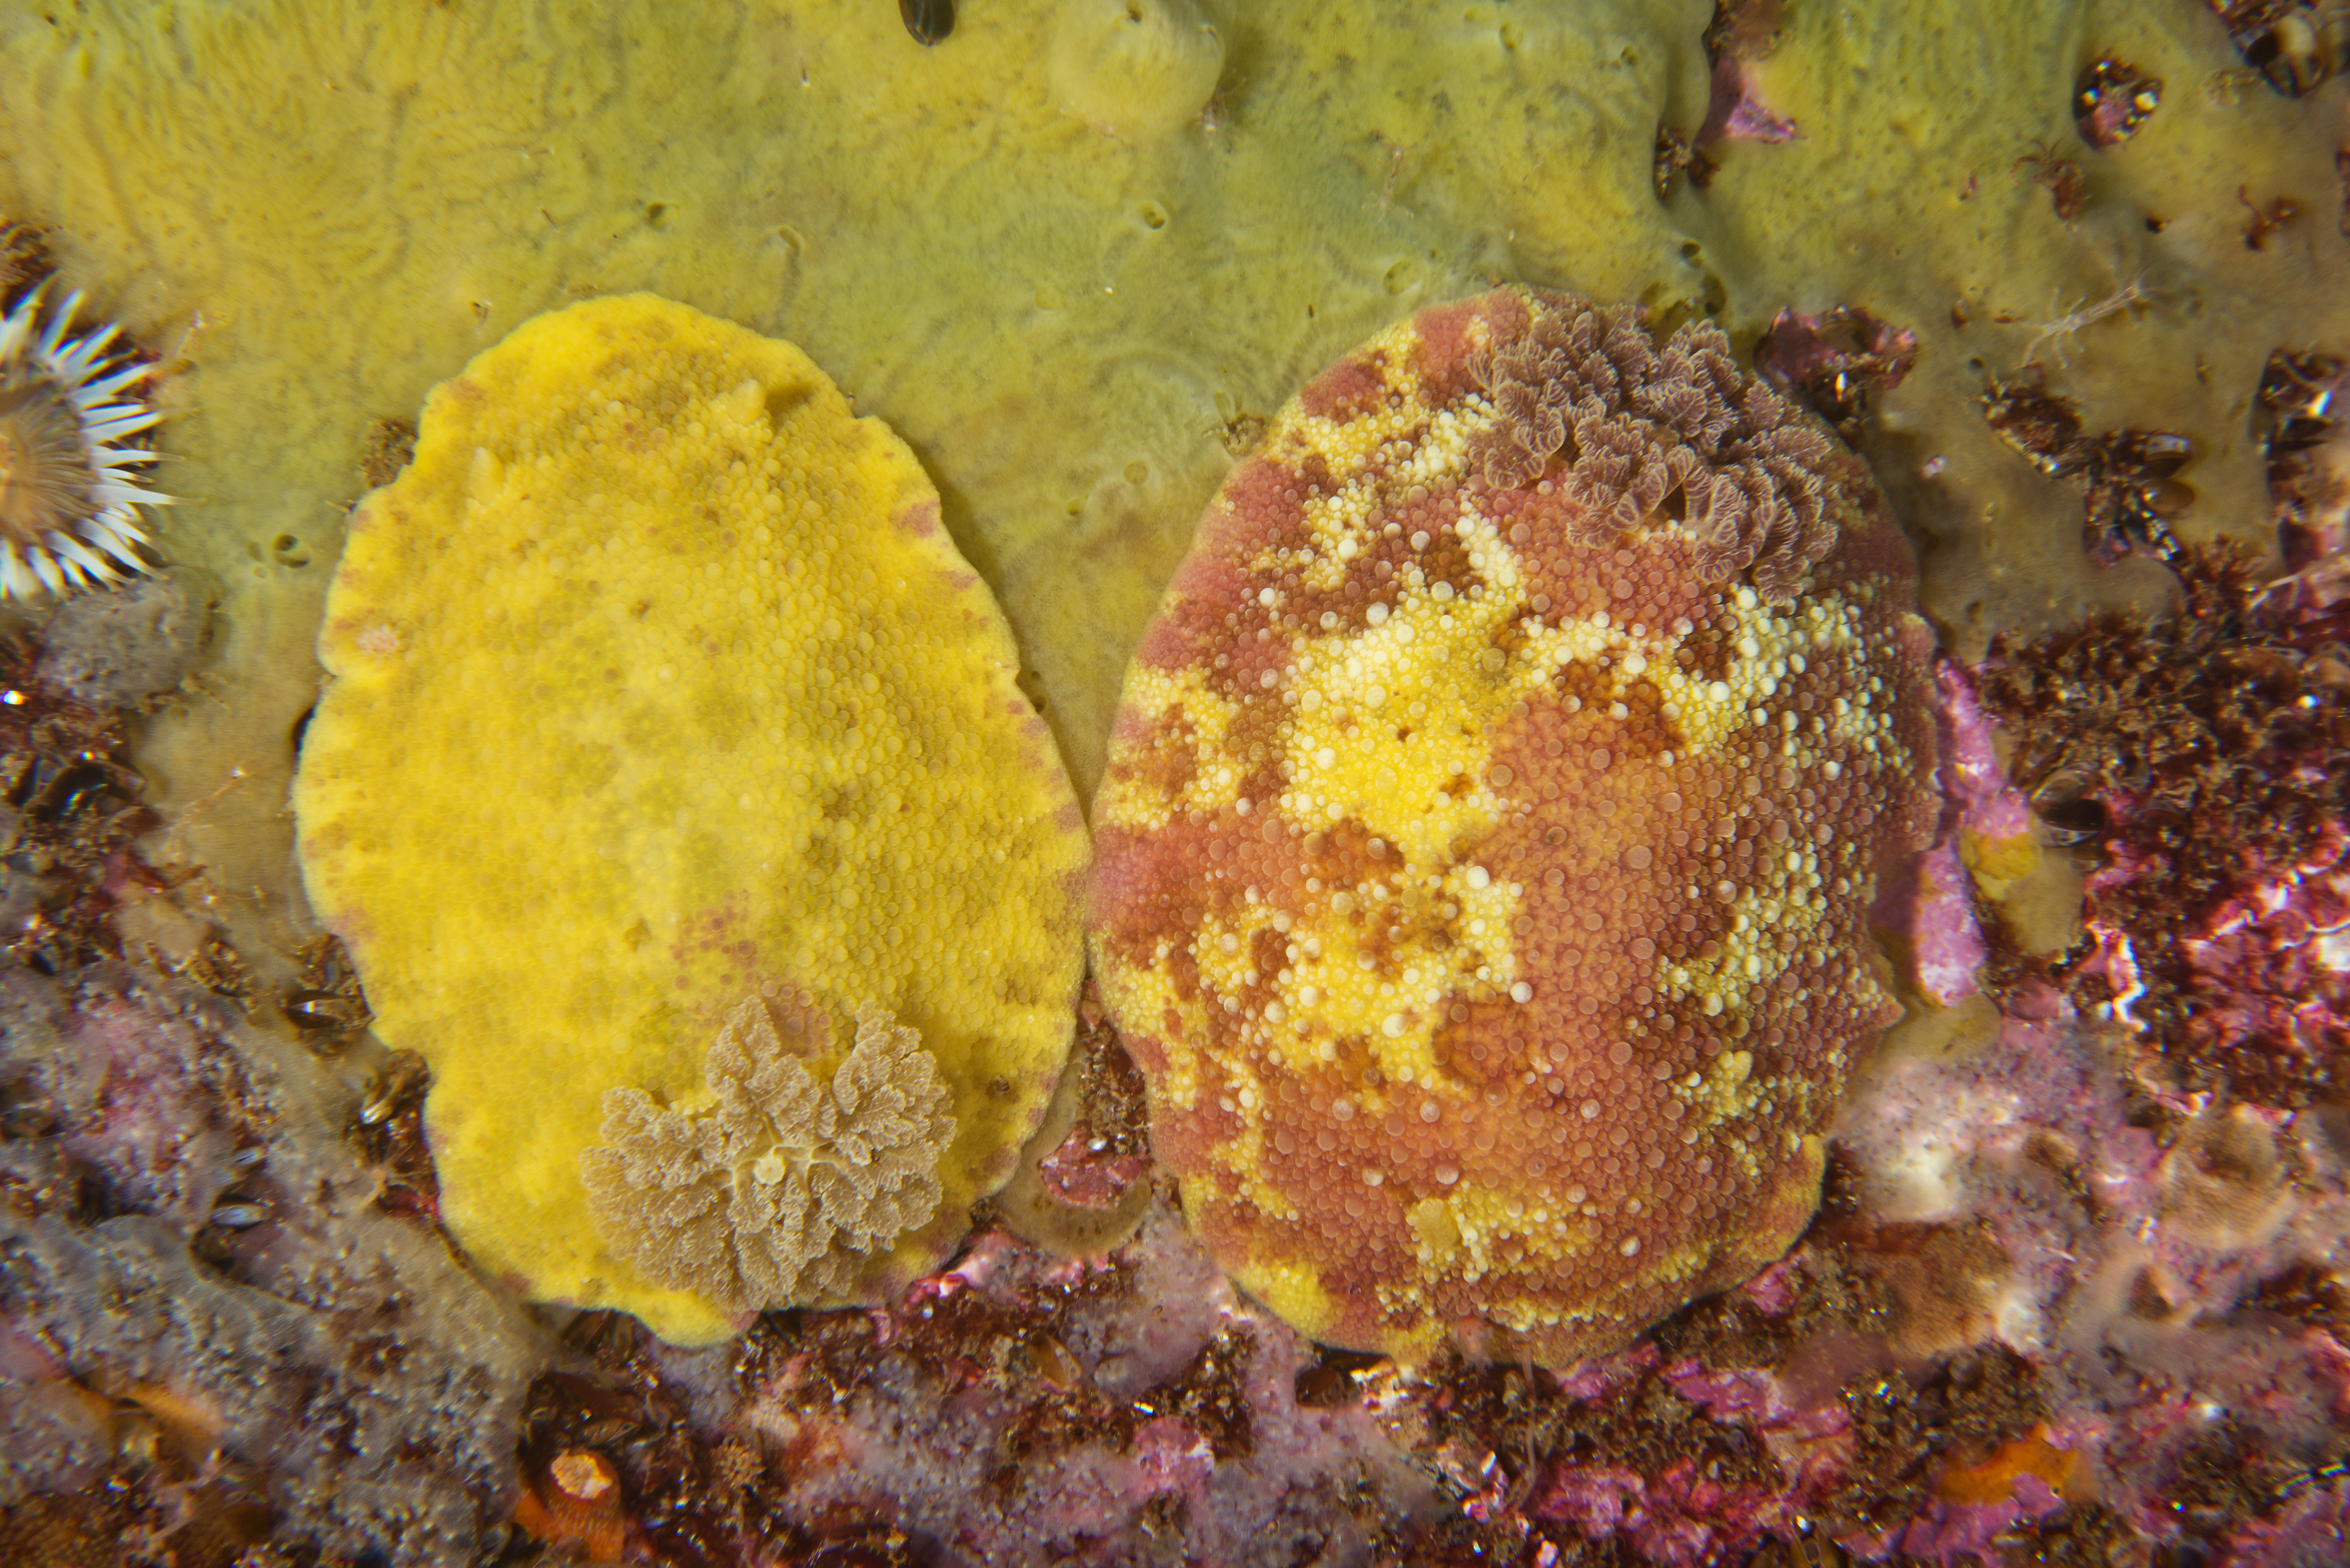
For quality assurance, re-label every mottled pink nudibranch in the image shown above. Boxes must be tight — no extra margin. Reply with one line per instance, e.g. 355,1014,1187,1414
1089,287,1939,1364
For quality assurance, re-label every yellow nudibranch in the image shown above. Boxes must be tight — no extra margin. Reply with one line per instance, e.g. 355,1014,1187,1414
296,294,1088,1343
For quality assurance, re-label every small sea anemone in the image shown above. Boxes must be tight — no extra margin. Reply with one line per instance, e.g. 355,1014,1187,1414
0,287,167,600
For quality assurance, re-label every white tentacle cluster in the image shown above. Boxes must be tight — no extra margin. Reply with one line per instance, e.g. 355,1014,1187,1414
0,287,170,600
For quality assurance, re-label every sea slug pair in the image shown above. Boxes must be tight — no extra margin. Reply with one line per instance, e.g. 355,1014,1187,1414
299,286,1934,1361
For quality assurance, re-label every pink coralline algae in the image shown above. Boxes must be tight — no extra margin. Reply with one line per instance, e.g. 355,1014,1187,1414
1419,1332,1846,1568
1700,63,1799,147
735,1194,1458,1565
1754,307,1919,433
2160,822,2350,1080
1880,663,2037,1009
0,965,544,1568
1899,838,1989,1010
1034,1127,1149,1210
1931,662,2037,848
1090,286,1940,1366
1881,1474,2072,1568
1979,544,2350,1106
2216,1479,2350,1568
1521,1350,1849,1567
1835,1004,2350,1562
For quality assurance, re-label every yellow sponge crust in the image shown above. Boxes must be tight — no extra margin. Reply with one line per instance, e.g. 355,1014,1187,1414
1959,827,2042,902
296,294,1087,1342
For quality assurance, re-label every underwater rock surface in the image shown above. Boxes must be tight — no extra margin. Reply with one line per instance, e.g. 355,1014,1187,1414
0,966,547,1568
0,0,2346,1563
